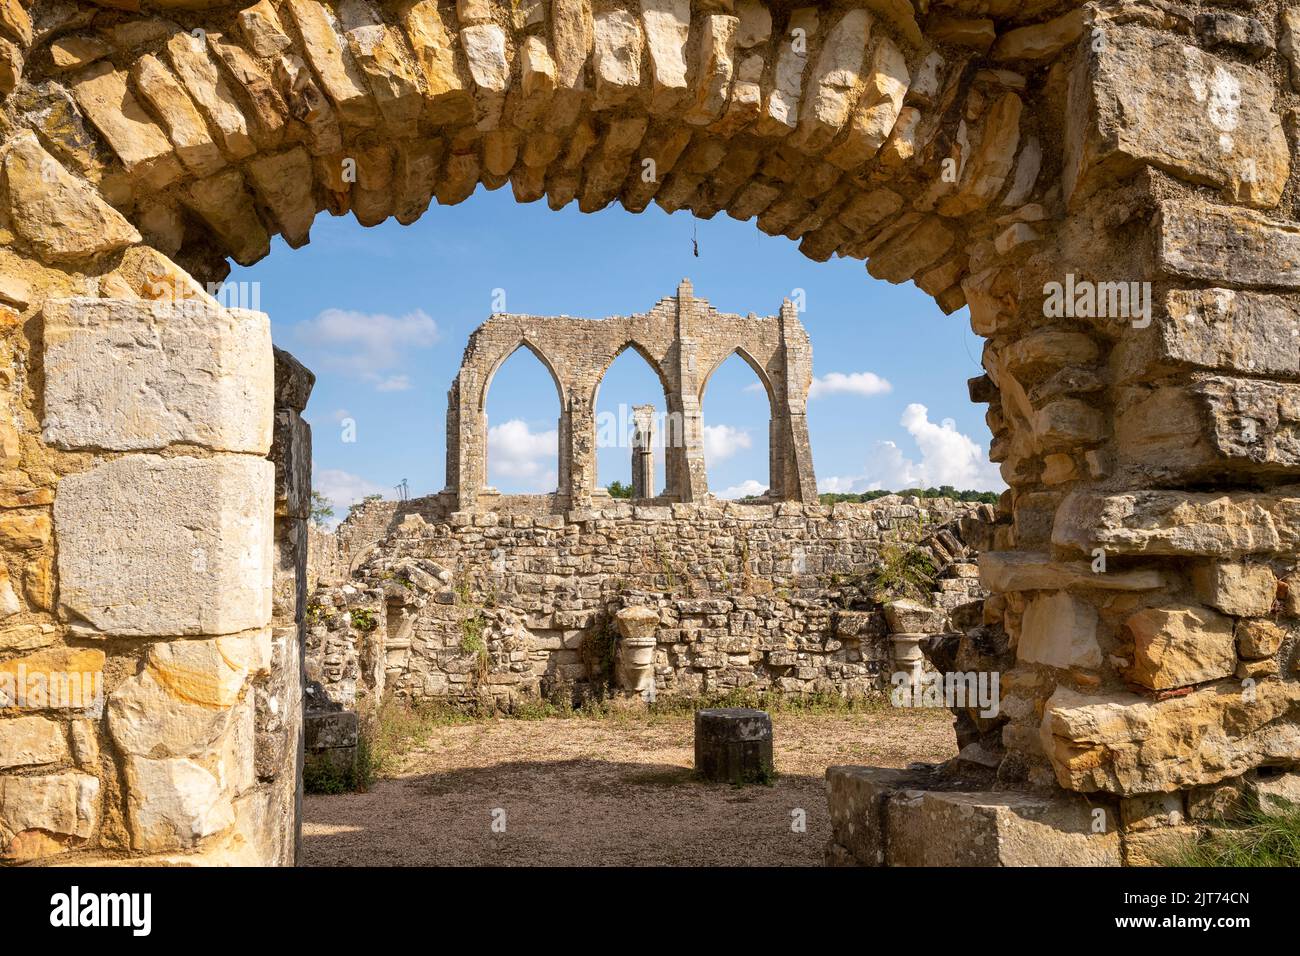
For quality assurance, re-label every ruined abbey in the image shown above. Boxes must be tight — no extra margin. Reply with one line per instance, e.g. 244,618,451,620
0,0,1296,870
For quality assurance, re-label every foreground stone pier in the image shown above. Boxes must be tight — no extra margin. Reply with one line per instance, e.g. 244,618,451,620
0,0,1294,864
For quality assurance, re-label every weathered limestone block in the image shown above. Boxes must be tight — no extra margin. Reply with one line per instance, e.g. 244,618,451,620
890,790,1121,866
0,715,68,769
683,13,737,125
795,8,871,152
882,599,945,634
991,7,1083,62
207,35,290,151
0,771,99,861
396,0,475,124
1123,825,1200,867
43,298,273,454
695,707,773,783
592,7,643,110
460,23,509,129
1192,561,1277,617
132,53,226,177
1041,683,1300,794
1124,604,1236,690
639,0,690,113
1237,619,1284,659
825,33,907,169
337,0,423,138
1141,289,1300,380
1252,771,1300,813
0,648,105,713
121,755,235,853
824,765,922,866
185,169,272,265
70,61,183,189
936,92,1022,217
164,31,257,161
110,634,266,739
284,0,377,128
979,551,1165,592
1118,378,1300,477
2,132,140,263
1018,592,1101,670
1066,24,1288,208
246,147,317,247
56,455,274,637
1157,200,1300,289
755,7,818,137
1053,488,1300,557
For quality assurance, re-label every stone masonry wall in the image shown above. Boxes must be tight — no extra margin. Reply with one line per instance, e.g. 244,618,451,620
0,0,1298,867
306,496,990,708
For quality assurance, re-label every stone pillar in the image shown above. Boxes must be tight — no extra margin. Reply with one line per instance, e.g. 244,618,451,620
671,279,710,501
564,392,597,507
34,296,279,864
447,374,488,510
773,298,818,504
268,347,316,865
631,404,655,499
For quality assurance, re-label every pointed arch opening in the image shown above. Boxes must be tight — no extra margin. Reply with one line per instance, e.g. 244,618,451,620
699,350,774,501
481,342,565,495
592,342,674,500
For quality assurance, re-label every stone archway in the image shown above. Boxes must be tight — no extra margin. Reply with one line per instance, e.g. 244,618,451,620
0,0,1296,866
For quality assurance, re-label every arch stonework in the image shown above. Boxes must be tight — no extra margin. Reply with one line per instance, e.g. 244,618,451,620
0,0,1292,865
445,280,816,507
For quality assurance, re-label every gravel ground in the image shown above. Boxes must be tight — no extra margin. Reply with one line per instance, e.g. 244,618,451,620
302,708,957,866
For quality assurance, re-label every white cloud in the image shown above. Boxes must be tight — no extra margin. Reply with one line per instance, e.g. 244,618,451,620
809,371,893,399
293,308,440,392
314,468,387,528
487,418,558,491
374,375,413,392
702,424,752,462
717,479,768,500
822,403,1004,493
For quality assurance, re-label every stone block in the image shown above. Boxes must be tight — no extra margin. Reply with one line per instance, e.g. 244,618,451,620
56,454,274,637
1125,604,1236,690
43,298,273,454
0,715,68,769
304,710,358,750
885,788,1120,866
1017,592,1101,670
122,755,234,853
1122,825,1200,867
694,707,772,784
1192,560,1277,617
1066,25,1288,209
824,765,926,866
1251,770,1300,814
1157,200,1300,289
1052,488,1300,558
0,771,99,860
1041,682,1300,794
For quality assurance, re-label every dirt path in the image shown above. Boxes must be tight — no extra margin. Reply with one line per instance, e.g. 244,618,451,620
302,708,957,866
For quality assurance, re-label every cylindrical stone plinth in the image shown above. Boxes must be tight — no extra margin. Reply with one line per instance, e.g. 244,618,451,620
694,708,774,784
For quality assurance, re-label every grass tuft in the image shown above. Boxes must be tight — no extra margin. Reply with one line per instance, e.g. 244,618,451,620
1168,800,1300,867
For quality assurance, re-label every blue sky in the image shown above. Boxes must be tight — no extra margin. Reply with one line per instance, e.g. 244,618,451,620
230,185,1002,519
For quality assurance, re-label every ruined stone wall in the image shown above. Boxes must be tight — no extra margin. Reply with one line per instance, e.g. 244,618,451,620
0,0,1295,868
306,496,990,707
445,281,817,509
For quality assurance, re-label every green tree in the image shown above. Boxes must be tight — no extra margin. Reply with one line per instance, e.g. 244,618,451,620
607,480,632,499
309,491,334,528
